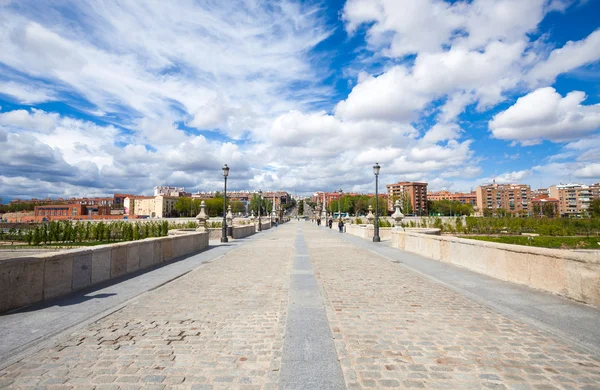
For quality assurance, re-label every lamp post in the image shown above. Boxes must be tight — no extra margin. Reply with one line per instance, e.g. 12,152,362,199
258,189,262,231
221,164,230,243
373,162,381,242
338,188,343,221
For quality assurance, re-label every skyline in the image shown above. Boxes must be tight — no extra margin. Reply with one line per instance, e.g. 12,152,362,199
1,0,600,200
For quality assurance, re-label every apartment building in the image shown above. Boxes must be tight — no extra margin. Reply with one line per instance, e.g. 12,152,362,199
386,182,428,214
548,183,599,217
428,190,477,205
124,195,178,218
476,183,532,215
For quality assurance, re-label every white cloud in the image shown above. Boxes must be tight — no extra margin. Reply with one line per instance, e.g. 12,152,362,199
481,169,533,184
575,164,600,179
1,0,599,199
0,81,56,104
489,87,600,144
0,0,332,139
528,28,600,85
0,109,59,133
342,0,567,56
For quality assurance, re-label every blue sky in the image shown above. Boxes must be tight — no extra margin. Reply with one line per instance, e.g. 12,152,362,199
0,0,599,201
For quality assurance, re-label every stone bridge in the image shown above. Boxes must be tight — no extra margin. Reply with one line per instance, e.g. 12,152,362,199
0,220,599,389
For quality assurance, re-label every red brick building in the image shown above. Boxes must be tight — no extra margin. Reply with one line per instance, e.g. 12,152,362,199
34,204,111,221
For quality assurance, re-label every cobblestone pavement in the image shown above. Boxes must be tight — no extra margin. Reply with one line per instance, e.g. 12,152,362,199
0,227,294,389
303,224,600,390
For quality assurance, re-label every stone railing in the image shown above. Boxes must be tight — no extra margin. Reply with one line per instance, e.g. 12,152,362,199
232,225,256,239
391,230,600,306
345,224,392,240
0,231,209,313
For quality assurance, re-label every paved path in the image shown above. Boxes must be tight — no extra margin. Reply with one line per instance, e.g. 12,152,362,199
1,220,599,390
0,239,248,368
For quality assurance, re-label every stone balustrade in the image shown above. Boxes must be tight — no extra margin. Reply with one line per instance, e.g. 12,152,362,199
0,231,209,313
391,230,600,306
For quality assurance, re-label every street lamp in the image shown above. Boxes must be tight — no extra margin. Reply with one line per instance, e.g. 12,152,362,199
221,164,230,243
338,188,343,221
258,189,262,232
373,162,381,242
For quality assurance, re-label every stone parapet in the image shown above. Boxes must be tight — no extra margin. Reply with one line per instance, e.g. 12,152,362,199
345,224,393,240
232,225,255,239
0,231,209,313
390,230,600,306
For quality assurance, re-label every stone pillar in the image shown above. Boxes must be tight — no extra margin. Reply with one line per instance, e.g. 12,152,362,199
392,200,404,229
226,205,233,236
196,201,208,232
366,205,374,225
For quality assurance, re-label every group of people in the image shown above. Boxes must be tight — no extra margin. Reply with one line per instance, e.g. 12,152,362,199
316,217,344,233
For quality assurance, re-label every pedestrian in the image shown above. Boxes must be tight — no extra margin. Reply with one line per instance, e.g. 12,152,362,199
275,218,279,227
328,218,333,229
338,219,344,233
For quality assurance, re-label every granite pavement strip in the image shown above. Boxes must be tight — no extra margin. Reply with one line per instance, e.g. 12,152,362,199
0,225,296,390
302,223,600,390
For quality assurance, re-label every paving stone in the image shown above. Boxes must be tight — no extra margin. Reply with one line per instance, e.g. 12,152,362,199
301,224,600,390
0,226,294,389
2,222,600,390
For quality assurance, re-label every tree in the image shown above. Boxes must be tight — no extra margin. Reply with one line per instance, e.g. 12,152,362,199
369,196,388,216
590,198,600,218
249,194,269,216
298,200,304,215
231,201,246,214
401,193,413,215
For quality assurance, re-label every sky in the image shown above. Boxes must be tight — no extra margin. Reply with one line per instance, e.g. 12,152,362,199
1,0,600,201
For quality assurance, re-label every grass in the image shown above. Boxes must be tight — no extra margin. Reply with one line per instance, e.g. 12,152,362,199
460,235,600,249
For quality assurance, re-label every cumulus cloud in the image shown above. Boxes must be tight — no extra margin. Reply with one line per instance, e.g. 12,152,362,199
0,109,59,132
489,87,600,145
575,164,600,179
1,0,599,199
342,0,566,55
528,28,600,85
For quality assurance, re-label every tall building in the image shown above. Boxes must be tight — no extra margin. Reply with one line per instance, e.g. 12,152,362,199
476,183,532,215
428,190,477,205
124,195,178,218
549,183,597,217
386,182,428,215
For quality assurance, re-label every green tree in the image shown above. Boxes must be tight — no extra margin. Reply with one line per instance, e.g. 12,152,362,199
590,198,600,218
249,194,269,216
298,200,304,215
231,201,246,214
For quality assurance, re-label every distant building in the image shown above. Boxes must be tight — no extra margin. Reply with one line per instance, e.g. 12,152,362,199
532,188,549,199
125,195,178,218
428,190,476,205
549,183,598,217
386,182,428,215
154,186,191,197
476,183,532,216
34,204,111,220
531,197,559,217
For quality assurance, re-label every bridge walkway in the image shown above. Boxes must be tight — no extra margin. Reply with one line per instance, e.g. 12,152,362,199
0,220,598,389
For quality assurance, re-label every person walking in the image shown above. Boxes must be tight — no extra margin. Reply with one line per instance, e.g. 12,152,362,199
328,218,333,229
338,219,344,233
